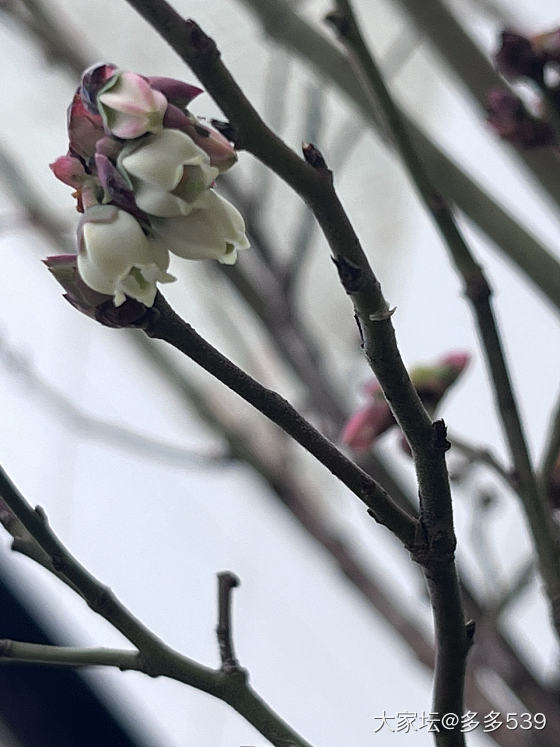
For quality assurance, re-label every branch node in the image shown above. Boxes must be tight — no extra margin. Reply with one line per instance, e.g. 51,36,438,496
331,255,364,294
302,142,329,172
34,505,48,523
464,272,491,304
184,19,218,59
432,419,451,452
353,313,364,348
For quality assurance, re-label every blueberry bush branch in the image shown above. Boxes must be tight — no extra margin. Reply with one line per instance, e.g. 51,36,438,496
326,0,560,644
2,0,556,744
386,0,560,203
143,293,416,547
0,466,313,747
3,130,558,741
120,1,472,739
238,0,560,314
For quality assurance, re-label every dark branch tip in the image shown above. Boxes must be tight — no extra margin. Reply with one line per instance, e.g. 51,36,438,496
218,570,240,589
302,142,329,171
34,505,48,523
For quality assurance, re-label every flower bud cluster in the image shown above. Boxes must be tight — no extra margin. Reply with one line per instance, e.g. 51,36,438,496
48,63,249,312
341,352,470,453
487,28,560,149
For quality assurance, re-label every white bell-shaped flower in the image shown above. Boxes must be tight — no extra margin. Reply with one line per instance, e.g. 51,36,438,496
118,129,219,217
77,205,175,306
149,190,250,265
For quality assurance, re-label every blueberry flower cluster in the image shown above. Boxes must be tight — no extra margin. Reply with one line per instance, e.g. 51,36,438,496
48,63,249,310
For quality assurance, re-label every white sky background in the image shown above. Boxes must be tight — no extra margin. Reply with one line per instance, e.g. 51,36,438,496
1,0,560,745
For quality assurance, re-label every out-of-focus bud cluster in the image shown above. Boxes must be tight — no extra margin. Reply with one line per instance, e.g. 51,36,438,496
341,352,470,454
487,29,560,149
48,63,249,316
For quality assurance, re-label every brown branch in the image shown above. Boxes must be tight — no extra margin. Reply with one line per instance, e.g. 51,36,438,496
237,0,560,314
388,0,560,204
0,466,313,747
144,293,417,548
327,0,560,646
216,572,242,673
133,335,560,745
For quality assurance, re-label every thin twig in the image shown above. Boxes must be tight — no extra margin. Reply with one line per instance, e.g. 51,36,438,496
0,641,144,670
0,334,224,467
217,572,242,673
327,0,560,645
0,466,313,747
282,82,323,295
132,335,560,742
144,293,417,548
238,0,560,313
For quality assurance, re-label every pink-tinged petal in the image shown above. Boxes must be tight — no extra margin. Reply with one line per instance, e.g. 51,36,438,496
107,112,154,139
97,71,168,138
147,76,203,107
99,74,167,115
340,400,395,452
49,155,87,188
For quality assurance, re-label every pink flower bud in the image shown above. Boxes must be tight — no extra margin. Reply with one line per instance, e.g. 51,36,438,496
49,155,88,189
340,394,394,452
97,71,168,139
341,352,470,452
